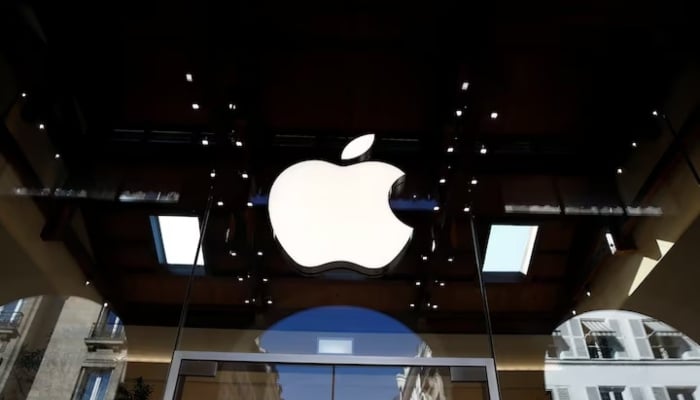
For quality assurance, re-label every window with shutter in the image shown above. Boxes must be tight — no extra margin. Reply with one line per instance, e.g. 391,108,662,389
558,321,577,359
651,387,670,400
570,319,589,358
630,319,654,359
587,387,602,400
608,319,628,358
556,387,570,400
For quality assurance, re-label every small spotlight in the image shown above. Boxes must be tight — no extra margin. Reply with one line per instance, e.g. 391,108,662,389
238,276,244,282
103,302,108,308
439,178,446,184
262,278,269,282
192,103,200,110
479,145,487,155
267,299,273,305
572,310,577,315
586,291,591,297
412,194,417,199
241,172,249,179
235,140,243,147
447,146,454,153
652,110,659,117
54,153,61,159
456,110,463,117
433,205,440,211
470,178,478,185
447,165,452,169
617,168,623,174
229,250,237,257
39,123,45,130
217,201,224,206
463,206,471,212
244,299,250,304
490,112,499,119
409,303,415,308
210,169,216,178
247,201,254,207
432,304,439,310
257,251,263,256
85,280,91,286
632,142,638,148
461,81,470,91
185,73,193,82
415,281,421,286
201,138,209,146
21,92,27,98
421,255,428,261
439,282,445,287
447,257,454,262
228,103,236,110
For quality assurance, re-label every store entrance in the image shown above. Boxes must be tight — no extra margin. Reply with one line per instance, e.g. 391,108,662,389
163,352,499,400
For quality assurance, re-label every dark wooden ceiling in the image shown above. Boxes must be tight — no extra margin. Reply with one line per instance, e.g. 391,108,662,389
2,0,696,334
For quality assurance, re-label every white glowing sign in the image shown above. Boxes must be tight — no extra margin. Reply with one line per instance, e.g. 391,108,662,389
268,134,413,273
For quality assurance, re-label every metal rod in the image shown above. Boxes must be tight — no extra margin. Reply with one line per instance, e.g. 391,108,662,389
469,216,502,397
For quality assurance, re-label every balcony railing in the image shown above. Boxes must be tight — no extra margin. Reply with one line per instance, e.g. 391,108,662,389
84,323,126,351
0,312,23,341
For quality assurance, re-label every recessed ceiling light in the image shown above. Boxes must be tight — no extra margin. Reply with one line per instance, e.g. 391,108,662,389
447,146,454,153
217,201,224,206
439,178,446,184
409,303,415,308
479,145,487,155
490,112,499,119
433,205,440,211
238,276,244,282
415,281,421,286
85,280,91,286
257,251,263,256
235,140,243,147
246,201,253,207
21,92,27,98
201,138,209,146
241,172,249,179
461,81,470,91
456,110,463,117
617,168,623,174
439,282,445,287
185,73,193,82
421,255,428,261
229,250,237,256
103,302,108,308
267,299,273,305
38,123,45,130
244,299,250,304
586,290,591,297
210,169,216,178
448,257,454,262
483,224,539,275
447,165,452,169
463,206,471,212
652,110,658,117
262,278,268,282
470,178,478,185
192,103,200,110
229,103,236,110
431,239,436,252
632,142,638,148
572,310,577,315
54,153,61,159
432,304,438,309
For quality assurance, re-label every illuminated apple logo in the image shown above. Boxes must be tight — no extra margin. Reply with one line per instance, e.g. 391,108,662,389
268,134,413,274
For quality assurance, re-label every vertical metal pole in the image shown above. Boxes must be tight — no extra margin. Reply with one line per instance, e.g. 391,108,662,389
469,216,502,398
331,365,336,400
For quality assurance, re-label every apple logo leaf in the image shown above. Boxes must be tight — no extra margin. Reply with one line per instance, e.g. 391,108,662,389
341,133,375,161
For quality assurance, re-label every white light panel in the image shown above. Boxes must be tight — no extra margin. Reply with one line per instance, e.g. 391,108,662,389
483,225,538,274
157,216,204,266
317,338,353,355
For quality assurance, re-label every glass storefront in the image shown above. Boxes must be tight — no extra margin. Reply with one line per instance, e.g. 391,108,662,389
1,2,699,399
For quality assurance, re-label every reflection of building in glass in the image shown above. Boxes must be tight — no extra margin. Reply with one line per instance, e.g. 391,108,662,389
396,343,445,400
545,310,700,400
0,296,127,400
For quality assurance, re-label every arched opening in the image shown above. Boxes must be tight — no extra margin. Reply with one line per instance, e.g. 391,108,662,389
545,310,700,400
0,295,129,400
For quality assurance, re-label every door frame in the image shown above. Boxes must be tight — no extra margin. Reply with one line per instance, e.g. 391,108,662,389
163,350,500,400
